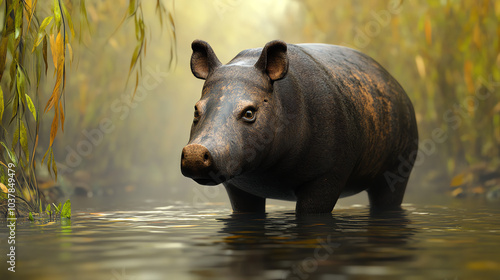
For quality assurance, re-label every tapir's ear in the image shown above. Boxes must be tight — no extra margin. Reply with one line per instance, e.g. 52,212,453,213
255,40,288,81
191,40,222,80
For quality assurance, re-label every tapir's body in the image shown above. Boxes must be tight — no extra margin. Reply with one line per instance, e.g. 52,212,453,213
181,40,418,214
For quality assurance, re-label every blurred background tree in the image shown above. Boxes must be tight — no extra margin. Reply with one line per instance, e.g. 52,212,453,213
2,0,499,213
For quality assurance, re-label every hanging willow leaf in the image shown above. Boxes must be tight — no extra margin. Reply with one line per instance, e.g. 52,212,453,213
59,101,64,132
20,121,28,163
66,42,73,65
25,0,38,33
39,16,54,33
25,94,36,121
80,0,89,28
14,1,22,40
45,31,64,113
51,154,57,179
43,36,48,74
128,0,137,16
53,0,61,27
0,37,9,81
61,1,75,38
10,85,19,123
49,33,57,69
0,86,3,124
49,105,58,146
32,16,53,51
16,67,26,106
12,126,19,151
0,142,16,166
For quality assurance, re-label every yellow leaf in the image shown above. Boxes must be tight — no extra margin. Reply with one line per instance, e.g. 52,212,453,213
25,94,36,121
56,31,64,65
450,173,464,187
0,183,8,193
424,16,432,45
67,43,73,65
59,101,65,132
49,33,57,69
49,107,59,147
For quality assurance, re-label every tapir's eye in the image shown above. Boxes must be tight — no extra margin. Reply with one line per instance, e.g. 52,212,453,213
241,107,256,123
193,106,201,123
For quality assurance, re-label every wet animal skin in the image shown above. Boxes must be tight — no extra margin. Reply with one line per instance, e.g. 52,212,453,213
181,39,418,214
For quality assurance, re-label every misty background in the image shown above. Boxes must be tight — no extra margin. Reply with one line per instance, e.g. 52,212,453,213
33,0,500,208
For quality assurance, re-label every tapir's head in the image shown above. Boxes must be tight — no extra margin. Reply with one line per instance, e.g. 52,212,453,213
181,40,289,185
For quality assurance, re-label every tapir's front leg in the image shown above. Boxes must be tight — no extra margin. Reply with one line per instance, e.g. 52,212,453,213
224,183,266,213
294,174,344,214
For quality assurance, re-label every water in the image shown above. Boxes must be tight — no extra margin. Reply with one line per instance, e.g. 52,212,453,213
1,197,500,280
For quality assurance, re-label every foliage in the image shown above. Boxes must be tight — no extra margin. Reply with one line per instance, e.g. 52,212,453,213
0,0,175,215
27,198,70,222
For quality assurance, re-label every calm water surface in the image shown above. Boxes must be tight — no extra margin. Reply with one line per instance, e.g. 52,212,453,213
1,197,500,280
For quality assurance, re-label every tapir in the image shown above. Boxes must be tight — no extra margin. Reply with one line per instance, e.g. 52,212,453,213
181,40,418,214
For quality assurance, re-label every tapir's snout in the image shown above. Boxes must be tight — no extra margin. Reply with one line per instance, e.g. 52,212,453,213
181,144,218,185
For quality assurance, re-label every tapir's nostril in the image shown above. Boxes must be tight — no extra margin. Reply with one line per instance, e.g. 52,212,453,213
181,144,215,180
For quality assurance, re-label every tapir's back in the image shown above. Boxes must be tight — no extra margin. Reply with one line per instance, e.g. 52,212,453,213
283,43,418,181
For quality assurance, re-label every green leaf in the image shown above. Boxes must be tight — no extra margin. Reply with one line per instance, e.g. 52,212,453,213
0,86,3,124
25,94,37,121
16,67,25,106
28,212,34,221
20,121,28,163
46,203,51,213
61,199,71,219
32,17,52,51
0,142,17,165
10,89,18,122
39,16,53,34
128,0,137,16
79,0,90,42
11,127,19,151
53,0,62,27
57,202,62,214
14,2,22,39
61,3,75,38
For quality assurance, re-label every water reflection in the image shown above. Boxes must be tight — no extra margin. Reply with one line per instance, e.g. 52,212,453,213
4,200,500,280
215,209,416,279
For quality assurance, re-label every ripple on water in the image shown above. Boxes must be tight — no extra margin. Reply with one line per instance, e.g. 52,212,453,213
4,201,500,280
